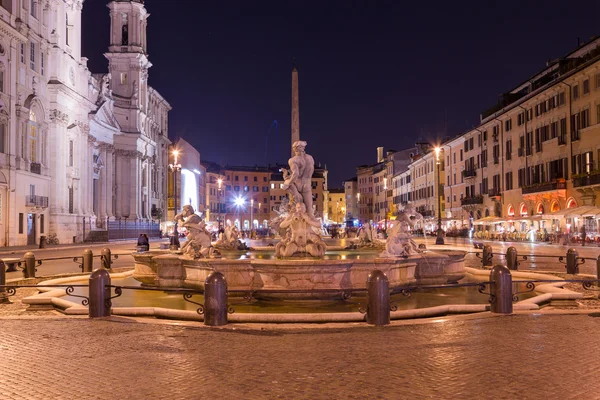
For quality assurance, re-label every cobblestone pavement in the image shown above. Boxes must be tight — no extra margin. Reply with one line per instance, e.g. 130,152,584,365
1,314,600,399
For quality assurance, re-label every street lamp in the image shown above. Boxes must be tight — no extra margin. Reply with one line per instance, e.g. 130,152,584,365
356,192,360,222
259,202,262,228
250,198,254,237
169,149,182,250
383,177,388,233
217,178,223,229
435,147,444,245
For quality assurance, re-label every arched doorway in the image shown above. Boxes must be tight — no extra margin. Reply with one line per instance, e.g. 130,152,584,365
536,203,544,214
566,198,577,209
550,201,560,213
507,205,515,217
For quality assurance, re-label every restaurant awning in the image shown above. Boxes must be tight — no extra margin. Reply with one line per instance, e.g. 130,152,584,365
545,206,600,219
474,216,504,225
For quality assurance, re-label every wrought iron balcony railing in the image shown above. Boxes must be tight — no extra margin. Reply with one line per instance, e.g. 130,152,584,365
26,195,49,208
521,180,567,194
572,174,600,188
461,196,484,206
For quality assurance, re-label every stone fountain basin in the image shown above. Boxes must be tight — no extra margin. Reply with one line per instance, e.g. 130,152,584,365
133,250,466,300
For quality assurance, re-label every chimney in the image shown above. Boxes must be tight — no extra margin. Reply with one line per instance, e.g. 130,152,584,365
377,147,384,163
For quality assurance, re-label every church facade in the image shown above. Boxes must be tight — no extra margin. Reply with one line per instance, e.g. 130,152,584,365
0,0,170,246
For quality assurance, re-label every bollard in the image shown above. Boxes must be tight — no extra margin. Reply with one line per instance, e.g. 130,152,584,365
89,268,111,318
0,261,8,304
506,246,518,270
39,236,46,249
566,248,579,274
482,245,493,268
82,249,93,273
490,264,513,314
204,272,228,326
101,248,112,270
366,270,390,326
23,252,36,278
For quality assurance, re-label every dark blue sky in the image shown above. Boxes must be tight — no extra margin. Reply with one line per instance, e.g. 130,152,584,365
82,0,599,187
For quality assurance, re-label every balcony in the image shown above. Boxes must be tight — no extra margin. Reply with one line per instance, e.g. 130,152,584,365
488,188,501,198
461,195,484,206
25,195,48,208
572,173,600,188
30,162,41,175
462,169,477,178
521,180,567,194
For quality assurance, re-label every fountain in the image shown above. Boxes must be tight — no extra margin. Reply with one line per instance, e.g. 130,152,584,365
132,141,466,299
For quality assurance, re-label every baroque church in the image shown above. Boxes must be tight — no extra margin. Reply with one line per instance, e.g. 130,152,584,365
0,0,170,246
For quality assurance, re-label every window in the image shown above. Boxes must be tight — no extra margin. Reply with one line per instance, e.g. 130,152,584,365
29,110,37,162
121,13,128,45
253,177,257,182
120,73,127,85
243,186,249,192
68,187,73,213
506,140,512,160
270,183,275,189
505,119,512,132
505,171,513,191
30,0,35,18
483,131,487,141
65,13,69,46
19,213,24,234
573,84,579,100
253,186,259,192
583,79,590,95
20,43,25,64
244,176,248,182
68,140,73,166
596,74,600,89
40,52,44,75
234,186,239,191
0,123,5,154
29,42,35,70
40,214,44,234
234,175,239,181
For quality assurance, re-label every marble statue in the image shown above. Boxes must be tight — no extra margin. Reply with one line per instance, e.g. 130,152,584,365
215,225,250,251
175,204,203,226
282,140,315,218
269,197,290,237
380,207,422,258
180,220,216,259
275,202,326,258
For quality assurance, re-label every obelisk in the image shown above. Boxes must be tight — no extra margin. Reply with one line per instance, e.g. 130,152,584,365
291,63,299,157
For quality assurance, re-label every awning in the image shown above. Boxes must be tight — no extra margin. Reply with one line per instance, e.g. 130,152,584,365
545,206,600,219
474,216,504,225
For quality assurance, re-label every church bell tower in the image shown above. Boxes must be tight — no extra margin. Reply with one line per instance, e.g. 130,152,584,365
105,0,152,134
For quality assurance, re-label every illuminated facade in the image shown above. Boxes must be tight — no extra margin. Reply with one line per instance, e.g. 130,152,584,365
327,188,345,224
0,0,170,245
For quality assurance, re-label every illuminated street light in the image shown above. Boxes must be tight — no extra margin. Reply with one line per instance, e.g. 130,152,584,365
435,147,444,245
234,196,245,207
169,149,182,250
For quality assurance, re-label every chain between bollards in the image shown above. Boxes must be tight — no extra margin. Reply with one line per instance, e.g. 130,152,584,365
366,270,390,326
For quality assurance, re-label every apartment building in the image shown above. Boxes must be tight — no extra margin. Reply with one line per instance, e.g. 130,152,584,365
327,188,346,224
343,177,358,221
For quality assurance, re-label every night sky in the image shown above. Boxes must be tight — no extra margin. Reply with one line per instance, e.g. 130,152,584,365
82,0,599,187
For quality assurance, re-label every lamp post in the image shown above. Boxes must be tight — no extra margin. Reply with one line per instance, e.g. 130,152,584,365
217,178,223,229
383,177,388,233
259,202,262,229
435,147,444,245
250,198,254,237
356,192,360,223
169,149,182,250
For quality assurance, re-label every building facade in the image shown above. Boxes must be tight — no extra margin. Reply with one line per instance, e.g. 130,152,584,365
0,0,170,246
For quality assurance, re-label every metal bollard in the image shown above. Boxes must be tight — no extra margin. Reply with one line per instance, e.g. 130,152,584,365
566,248,579,274
0,261,8,304
490,264,513,314
82,249,93,273
506,246,518,270
89,268,111,318
101,248,112,270
204,271,228,326
23,252,36,278
366,270,390,326
482,245,493,268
